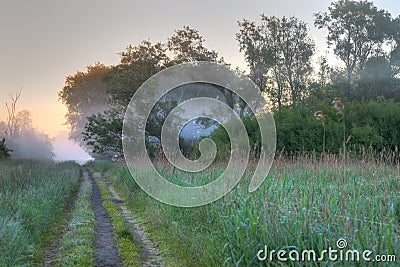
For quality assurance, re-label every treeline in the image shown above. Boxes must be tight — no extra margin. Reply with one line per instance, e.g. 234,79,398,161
58,0,400,159
237,0,400,105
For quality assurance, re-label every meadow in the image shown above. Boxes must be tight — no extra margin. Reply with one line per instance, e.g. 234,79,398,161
0,155,398,266
0,160,81,266
89,154,399,266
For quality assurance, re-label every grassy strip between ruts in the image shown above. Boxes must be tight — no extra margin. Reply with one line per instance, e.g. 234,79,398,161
92,172,141,267
35,175,83,266
88,162,191,267
57,170,96,267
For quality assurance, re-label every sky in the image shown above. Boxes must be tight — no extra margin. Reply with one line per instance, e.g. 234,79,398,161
0,0,399,159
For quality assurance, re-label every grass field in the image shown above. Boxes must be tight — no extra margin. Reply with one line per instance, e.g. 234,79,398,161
0,156,398,266
88,155,399,266
0,160,81,266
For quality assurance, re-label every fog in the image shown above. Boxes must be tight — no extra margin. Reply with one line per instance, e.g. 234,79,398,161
6,129,54,161
3,130,92,164
52,131,92,164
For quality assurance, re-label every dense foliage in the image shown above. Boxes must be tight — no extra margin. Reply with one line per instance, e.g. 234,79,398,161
57,63,110,156
205,98,400,158
58,1,400,159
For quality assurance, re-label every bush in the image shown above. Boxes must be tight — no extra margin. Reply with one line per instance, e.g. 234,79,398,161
199,99,400,158
0,138,11,160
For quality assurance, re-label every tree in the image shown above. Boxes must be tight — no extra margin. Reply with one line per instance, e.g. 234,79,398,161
358,55,394,99
5,90,21,138
167,26,219,63
237,19,273,93
81,27,244,158
267,16,315,105
15,110,32,132
317,55,331,89
83,108,123,159
390,45,400,79
168,26,248,117
314,0,394,97
105,41,170,107
237,15,315,108
307,56,336,101
58,63,110,151
167,27,248,119
105,27,225,109
1,92,54,160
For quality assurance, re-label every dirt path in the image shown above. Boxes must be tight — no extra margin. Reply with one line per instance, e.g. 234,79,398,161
100,179,163,267
89,171,122,267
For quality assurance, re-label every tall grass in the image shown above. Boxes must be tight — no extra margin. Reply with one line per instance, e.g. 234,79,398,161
58,170,95,267
89,154,399,266
0,160,81,267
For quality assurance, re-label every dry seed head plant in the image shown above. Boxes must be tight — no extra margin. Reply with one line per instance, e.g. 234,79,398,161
333,98,347,162
314,110,326,155
314,110,325,124
332,98,344,115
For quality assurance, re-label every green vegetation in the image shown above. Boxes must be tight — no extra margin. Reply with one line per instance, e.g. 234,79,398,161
2,1,398,266
58,27,223,160
97,181,141,267
90,158,399,266
57,171,96,267
57,63,110,159
0,160,81,267
58,1,400,160
0,138,11,159
207,98,400,158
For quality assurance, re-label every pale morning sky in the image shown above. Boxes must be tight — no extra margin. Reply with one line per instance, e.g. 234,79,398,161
1,0,399,138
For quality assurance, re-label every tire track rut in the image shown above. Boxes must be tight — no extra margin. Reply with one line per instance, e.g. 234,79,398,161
97,177,163,267
89,171,122,267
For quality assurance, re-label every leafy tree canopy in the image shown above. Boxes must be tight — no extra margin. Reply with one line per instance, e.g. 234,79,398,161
314,0,397,97
58,63,110,153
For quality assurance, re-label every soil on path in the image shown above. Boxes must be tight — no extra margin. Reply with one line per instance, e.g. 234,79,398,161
90,171,122,267
98,178,163,267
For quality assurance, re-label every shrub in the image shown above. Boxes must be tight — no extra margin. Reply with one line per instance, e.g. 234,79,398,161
199,99,400,158
0,138,12,160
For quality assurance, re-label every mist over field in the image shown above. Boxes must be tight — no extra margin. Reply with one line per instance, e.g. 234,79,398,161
7,129,54,161
0,1,399,266
52,131,92,163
